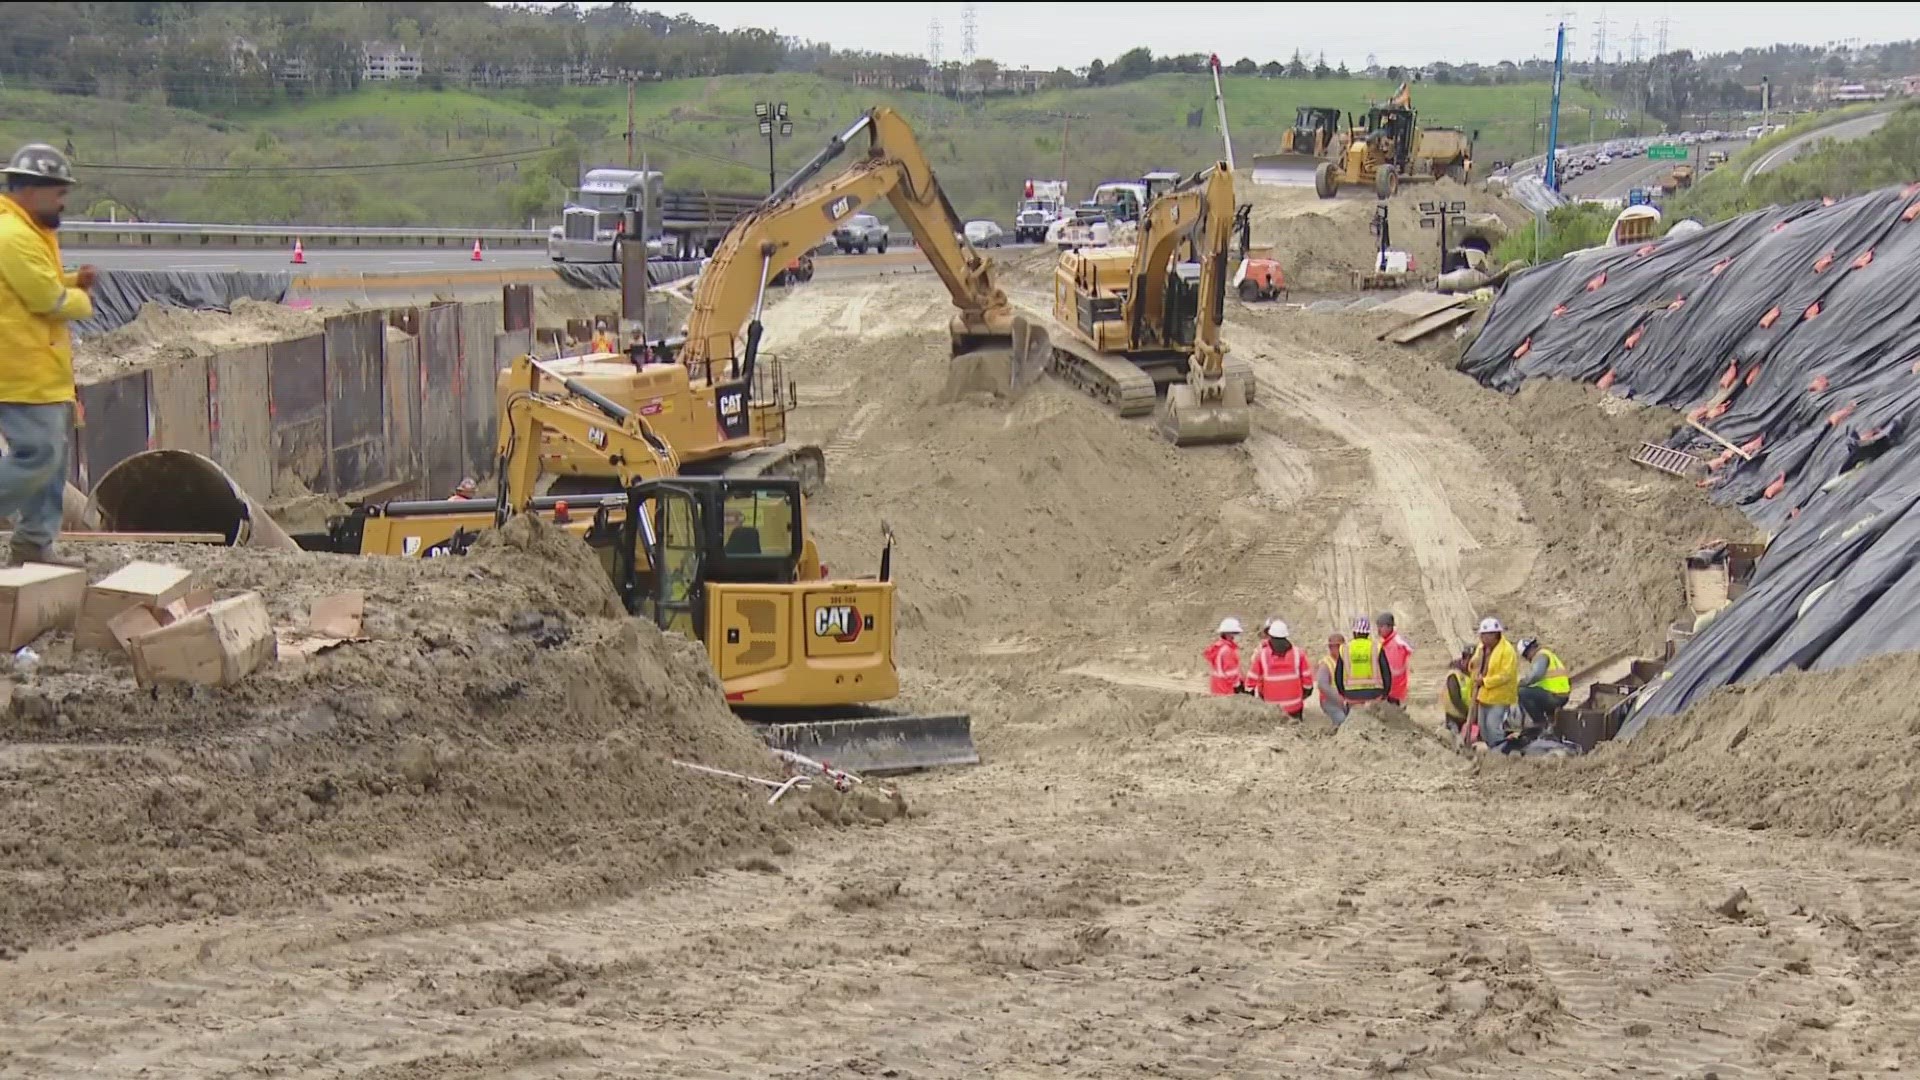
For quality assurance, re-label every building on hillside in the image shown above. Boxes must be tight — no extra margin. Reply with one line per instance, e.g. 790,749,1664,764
276,56,311,83
363,42,422,82
1896,74,1920,97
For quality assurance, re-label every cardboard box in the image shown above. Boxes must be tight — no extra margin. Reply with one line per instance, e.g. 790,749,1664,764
76,561,194,651
128,591,277,688
0,564,87,649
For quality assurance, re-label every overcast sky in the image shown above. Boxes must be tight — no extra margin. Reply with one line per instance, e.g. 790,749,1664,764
638,3,1913,70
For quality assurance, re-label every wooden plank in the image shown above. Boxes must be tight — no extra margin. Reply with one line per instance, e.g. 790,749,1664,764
385,336,420,496
459,301,503,483
1386,305,1475,344
76,373,151,490
268,334,328,494
209,346,272,500
1375,291,1465,319
148,356,212,456
324,310,388,494
421,304,465,499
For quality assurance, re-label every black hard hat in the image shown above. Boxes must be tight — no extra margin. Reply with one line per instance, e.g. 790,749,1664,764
3,143,75,185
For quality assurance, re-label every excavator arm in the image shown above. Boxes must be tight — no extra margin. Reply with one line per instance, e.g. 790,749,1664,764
681,107,1014,378
494,353,682,523
1150,164,1251,447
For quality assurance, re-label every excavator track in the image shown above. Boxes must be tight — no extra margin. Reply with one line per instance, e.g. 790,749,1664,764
1010,310,1157,417
709,444,828,496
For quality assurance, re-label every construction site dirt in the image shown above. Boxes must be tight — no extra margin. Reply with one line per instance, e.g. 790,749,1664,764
5,216,1919,1076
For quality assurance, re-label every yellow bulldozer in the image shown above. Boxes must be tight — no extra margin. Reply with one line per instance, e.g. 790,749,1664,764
1249,104,1345,187
507,106,1014,499
1291,84,1474,200
1006,163,1254,447
304,353,978,775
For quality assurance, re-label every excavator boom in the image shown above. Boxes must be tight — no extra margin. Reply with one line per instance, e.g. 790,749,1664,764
1154,164,1251,447
682,107,1018,383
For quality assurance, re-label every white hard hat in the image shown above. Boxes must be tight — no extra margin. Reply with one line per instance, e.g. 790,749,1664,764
1477,616,1504,634
1217,617,1243,634
1267,620,1289,638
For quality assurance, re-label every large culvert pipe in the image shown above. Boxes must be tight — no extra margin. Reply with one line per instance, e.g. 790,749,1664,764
87,450,299,550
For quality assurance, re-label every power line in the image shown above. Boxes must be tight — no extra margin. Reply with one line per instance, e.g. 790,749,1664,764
79,145,553,175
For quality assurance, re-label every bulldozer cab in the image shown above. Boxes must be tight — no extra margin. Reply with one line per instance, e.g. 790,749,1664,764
1289,106,1343,153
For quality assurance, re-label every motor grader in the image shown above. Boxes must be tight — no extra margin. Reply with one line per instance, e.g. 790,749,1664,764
1005,163,1254,447
1311,84,1474,199
504,105,1014,501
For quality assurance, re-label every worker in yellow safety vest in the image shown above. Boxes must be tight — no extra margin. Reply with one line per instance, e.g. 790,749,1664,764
1516,636,1571,732
589,320,617,354
1333,614,1393,705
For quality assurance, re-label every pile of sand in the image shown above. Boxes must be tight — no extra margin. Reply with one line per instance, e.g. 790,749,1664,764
74,299,327,384
0,516,863,954
1501,651,1920,850
1240,177,1527,292
531,285,693,345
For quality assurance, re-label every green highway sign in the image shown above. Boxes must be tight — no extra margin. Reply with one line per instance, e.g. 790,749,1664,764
1648,144,1687,161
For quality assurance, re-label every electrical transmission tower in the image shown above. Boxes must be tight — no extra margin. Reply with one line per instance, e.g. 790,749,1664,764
1629,21,1644,64
928,17,943,67
962,4,977,65
1656,9,1670,57
1592,5,1608,70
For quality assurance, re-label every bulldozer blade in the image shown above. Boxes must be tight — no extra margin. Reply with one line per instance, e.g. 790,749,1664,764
1157,378,1252,447
1250,152,1323,187
757,711,979,776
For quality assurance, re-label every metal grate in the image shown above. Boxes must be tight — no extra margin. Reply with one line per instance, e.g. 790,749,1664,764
1632,442,1704,477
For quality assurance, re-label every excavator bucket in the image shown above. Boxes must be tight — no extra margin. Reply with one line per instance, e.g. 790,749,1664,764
1250,151,1324,188
1157,376,1252,447
945,311,1040,400
757,710,979,776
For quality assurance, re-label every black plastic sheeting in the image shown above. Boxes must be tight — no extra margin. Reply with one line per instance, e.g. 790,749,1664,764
551,258,704,291
1458,182,1920,732
73,269,293,337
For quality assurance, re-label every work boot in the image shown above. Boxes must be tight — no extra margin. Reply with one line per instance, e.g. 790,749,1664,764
7,539,83,569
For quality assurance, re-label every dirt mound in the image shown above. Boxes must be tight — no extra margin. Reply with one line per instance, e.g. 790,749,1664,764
1507,652,1920,850
1240,176,1525,292
531,285,693,345
0,516,843,953
74,298,326,384
994,243,1062,291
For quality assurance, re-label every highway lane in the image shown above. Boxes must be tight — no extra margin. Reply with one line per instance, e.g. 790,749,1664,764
1562,139,1748,201
1745,111,1893,181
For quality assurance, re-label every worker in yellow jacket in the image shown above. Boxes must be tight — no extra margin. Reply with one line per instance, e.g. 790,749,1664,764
0,144,94,567
1468,616,1520,749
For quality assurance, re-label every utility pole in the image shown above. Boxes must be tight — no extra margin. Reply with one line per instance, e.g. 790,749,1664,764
626,79,636,167
753,101,792,195
1544,22,1567,191
1047,110,1091,182
1761,76,1771,133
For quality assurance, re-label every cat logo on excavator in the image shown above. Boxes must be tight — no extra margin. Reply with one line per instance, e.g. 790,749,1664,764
814,603,863,642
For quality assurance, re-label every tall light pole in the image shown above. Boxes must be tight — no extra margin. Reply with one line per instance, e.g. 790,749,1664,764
754,101,792,195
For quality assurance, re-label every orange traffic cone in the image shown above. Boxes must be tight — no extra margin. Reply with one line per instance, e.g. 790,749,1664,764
470,239,483,262
290,238,306,264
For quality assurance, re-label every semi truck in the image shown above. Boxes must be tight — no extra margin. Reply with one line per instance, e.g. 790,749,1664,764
546,167,767,264
1014,179,1069,243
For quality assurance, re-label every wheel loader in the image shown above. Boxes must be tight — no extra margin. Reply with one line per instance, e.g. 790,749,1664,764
1311,84,1474,200
306,353,978,776
1005,163,1254,447
1250,104,1344,187
509,106,1015,500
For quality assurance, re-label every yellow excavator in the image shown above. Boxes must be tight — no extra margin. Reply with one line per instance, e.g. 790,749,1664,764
307,354,977,775
510,105,1017,497
1007,162,1253,446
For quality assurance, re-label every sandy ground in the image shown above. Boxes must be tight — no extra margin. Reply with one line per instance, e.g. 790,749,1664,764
5,261,1918,1078
1240,177,1528,292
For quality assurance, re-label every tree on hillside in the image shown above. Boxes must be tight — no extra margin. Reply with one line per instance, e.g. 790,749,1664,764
1386,65,1406,82
1087,58,1107,86
1313,51,1331,79
1261,60,1283,78
1232,57,1257,75
1287,50,1309,78
1111,47,1155,82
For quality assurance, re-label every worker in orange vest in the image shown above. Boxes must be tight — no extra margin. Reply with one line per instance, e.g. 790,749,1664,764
1376,611,1414,706
1245,620,1315,720
589,320,616,354
1204,616,1246,695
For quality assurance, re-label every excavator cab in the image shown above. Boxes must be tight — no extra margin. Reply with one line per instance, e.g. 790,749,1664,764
604,474,976,774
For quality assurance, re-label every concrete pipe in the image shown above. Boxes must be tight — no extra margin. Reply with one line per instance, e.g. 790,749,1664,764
87,449,300,551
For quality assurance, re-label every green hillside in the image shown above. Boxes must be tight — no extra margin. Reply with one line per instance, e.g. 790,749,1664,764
1,73,1619,227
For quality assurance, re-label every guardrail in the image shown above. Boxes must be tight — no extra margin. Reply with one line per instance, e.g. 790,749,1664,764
60,221,549,250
